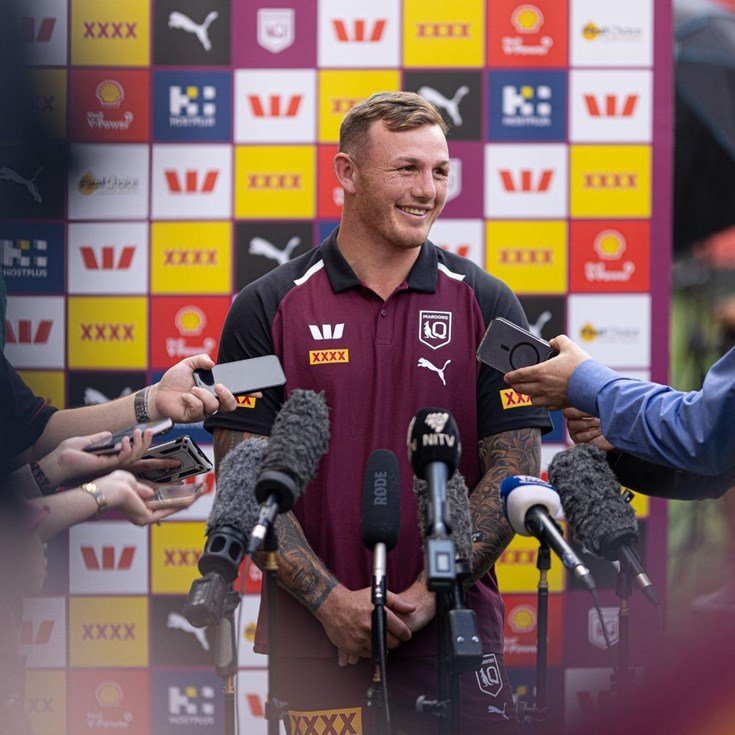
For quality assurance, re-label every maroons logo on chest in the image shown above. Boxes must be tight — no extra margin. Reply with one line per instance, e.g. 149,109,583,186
419,310,452,350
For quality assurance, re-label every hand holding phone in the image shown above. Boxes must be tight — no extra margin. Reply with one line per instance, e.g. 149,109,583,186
193,355,286,396
137,435,212,483
148,482,204,509
83,418,174,455
477,317,558,374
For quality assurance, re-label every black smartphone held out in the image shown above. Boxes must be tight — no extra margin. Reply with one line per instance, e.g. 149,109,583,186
83,417,174,455
137,435,213,484
192,355,286,396
476,317,559,374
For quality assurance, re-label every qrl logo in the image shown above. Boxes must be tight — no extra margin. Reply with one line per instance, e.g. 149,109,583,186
418,310,452,350
499,169,553,193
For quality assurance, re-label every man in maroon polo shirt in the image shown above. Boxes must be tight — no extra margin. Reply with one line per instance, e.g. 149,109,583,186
207,91,550,734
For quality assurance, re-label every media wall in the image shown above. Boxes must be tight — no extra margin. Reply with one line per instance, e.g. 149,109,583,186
3,1,672,732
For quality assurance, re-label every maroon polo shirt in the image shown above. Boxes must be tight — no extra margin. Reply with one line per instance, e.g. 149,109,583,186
206,228,551,659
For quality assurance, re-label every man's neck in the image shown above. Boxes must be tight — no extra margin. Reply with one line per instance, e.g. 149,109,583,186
336,222,422,301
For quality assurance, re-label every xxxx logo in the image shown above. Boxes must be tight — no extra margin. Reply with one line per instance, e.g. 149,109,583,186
83,21,137,39
500,388,532,409
80,323,134,341
164,549,202,567
583,173,638,189
309,349,349,365
236,395,257,409
163,249,217,266
81,623,136,641
289,708,361,735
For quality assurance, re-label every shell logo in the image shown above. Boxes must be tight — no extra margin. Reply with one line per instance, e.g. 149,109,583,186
582,22,602,41
95,681,124,707
244,621,257,643
511,4,543,34
175,305,207,336
593,230,626,260
508,604,537,634
580,322,599,342
96,79,125,108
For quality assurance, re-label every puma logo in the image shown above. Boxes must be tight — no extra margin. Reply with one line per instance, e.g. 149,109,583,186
528,310,552,338
167,612,210,651
0,166,43,202
418,357,451,386
248,236,301,266
168,10,219,51
487,703,510,720
418,86,470,126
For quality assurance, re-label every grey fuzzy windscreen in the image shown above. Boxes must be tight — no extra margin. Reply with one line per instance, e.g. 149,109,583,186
205,437,267,535
259,389,331,499
547,443,637,556
413,472,473,566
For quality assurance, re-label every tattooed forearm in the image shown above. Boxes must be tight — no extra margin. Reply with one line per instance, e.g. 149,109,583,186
213,428,338,614
467,427,541,584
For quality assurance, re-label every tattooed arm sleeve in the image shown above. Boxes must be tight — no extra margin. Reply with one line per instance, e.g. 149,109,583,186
213,428,338,614
467,427,542,585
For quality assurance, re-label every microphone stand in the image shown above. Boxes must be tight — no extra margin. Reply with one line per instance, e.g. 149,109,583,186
262,526,289,735
213,588,241,735
365,544,391,735
610,567,635,702
534,544,550,735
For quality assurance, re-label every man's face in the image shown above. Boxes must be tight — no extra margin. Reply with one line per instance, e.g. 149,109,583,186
350,121,450,251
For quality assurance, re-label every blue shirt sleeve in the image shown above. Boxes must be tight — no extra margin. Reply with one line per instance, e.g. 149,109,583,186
568,349,735,476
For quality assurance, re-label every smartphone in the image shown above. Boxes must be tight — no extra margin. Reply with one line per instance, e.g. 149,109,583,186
193,355,286,396
137,435,213,483
83,417,174,455
149,481,204,508
476,317,558,373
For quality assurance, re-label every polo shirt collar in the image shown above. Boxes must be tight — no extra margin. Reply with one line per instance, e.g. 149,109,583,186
321,227,439,295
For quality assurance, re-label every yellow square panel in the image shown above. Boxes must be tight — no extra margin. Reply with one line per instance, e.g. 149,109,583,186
496,532,566,593
18,370,66,409
151,521,207,594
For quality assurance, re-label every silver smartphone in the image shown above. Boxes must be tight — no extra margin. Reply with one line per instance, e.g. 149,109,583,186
137,435,213,483
83,418,174,455
476,317,558,373
192,355,286,395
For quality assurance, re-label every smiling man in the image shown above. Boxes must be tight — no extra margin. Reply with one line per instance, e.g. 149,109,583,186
206,91,550,734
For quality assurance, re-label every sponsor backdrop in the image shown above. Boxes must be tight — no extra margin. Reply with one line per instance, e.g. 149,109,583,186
4,1,672,732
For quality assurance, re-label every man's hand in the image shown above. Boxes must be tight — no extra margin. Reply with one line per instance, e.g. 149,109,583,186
390,578,436,636
314,585,416,666
564,407,616,451
150,354,239,423
504,334,592,410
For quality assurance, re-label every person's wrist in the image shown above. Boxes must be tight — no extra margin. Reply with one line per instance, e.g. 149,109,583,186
30,458,56,494
146,383,161,420
36,453,62,489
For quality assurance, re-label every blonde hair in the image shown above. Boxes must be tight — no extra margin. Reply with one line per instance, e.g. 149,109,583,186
339,91,448,162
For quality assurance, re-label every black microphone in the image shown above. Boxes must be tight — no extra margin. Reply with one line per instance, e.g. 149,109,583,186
362,449,401,604
184,437,267,627
407,408,461,589
248,389,330,554
548,444,659,607
500,475,596,592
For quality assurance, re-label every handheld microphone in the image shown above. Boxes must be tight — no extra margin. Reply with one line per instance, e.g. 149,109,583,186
499,475,596,592
184,437,267,627
248,389,330,554
548,444,659,607
362,449,401,604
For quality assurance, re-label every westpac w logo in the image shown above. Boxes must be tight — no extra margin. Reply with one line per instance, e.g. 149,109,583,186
309,323,344,340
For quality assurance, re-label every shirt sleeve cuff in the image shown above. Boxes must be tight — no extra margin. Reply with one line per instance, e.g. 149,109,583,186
568,359,623,416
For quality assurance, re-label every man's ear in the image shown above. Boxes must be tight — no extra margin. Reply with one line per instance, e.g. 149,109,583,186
333,152,357,194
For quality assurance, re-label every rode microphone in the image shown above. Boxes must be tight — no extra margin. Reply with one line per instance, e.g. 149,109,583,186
184,437,267,627
248,389,330,554
500,475,596,592
548,444,659,607
362,449,401,604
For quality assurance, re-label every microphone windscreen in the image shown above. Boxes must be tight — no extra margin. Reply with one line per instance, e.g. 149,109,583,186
205,437,267,535
407,408,461,479
362,449,401,551
446,471,473,566
256,389,331,507
413,472,474,568
548,443,638,557
499,475,562,536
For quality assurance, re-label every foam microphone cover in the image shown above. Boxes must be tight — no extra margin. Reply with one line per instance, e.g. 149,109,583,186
413,471,474,568
499,475,563,537
362,449,401,551
548,443,638,557
407,407,461,479
255,389,330,507
205,437,267,536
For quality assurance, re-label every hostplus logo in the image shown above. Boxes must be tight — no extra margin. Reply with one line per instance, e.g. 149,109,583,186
502,84,552,126
169,85,216,128
2,238,48,279
168,685,215,725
